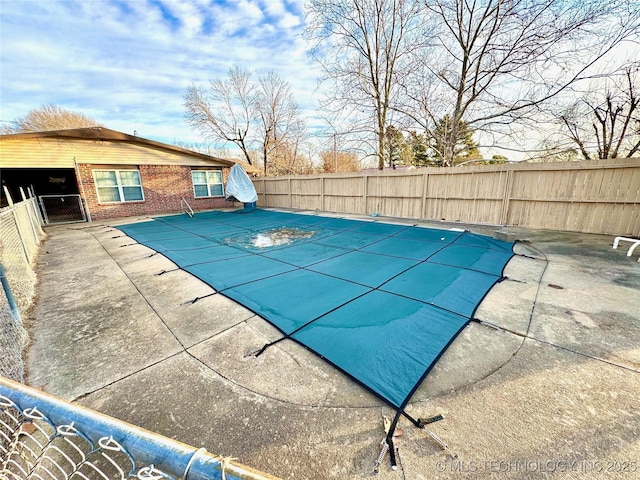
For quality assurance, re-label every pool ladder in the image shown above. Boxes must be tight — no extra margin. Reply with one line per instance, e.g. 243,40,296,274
181,197,194,217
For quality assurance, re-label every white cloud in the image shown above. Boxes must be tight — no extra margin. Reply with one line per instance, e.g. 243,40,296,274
236,0,265,22
160,1,204,38
279,12,301,29
0,0,324,147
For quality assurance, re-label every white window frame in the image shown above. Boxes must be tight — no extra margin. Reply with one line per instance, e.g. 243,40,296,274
192,169,224,198
93,169,144,203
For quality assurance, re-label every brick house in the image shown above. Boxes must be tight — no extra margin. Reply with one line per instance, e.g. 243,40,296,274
0,127,237,222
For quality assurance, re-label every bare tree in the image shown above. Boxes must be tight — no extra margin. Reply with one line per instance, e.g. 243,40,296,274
6,104,102,133
185,68,305,174
561,63,640,159
268,139,315,176
305,0,429,170
320,150,361,173
184,67,256,164
401,0,640,165
255,72,306,175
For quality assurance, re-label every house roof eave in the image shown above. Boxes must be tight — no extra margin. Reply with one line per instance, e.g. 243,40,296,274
0,127,235,167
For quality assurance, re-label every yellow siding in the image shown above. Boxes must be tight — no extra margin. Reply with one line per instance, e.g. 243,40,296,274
0,138,229,168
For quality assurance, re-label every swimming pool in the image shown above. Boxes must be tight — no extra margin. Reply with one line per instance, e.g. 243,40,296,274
117,209,515,446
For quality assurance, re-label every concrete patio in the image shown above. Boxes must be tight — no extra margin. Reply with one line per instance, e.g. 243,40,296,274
25,210,640,479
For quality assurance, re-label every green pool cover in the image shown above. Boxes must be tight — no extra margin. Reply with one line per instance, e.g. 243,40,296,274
117,209,514,423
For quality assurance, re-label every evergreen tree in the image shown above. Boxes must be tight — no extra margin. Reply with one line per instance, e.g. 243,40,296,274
431,115,481,166
384,125,406,169
408,131,431,166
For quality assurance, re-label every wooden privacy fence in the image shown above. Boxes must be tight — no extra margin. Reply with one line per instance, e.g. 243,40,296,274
252,158,640,236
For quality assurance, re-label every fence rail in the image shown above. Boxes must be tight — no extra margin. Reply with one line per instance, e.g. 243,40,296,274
253,158,640,236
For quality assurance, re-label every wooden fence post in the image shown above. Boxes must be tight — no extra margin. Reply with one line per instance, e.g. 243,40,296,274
421,171,429,221
363,174,368,214
500,169,514,226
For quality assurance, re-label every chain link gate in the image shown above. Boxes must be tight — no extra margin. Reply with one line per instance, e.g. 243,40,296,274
38,195,87,224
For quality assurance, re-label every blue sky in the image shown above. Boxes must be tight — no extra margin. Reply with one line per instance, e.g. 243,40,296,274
0,0,321,150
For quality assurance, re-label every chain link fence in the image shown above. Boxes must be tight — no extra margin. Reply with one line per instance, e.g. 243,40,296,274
0,196,45,382
0,378,277,480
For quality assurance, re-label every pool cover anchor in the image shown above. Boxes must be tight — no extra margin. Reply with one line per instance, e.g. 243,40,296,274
245,337,287,358
243,346,264,358
373,439,390,474
380,411,457,470
373,416,394,474
181,292,216,305
156,268,180,276
424,429,458,459
416,413,458,459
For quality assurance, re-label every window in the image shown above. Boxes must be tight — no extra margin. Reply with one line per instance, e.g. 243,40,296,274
93,170,144,203
192,170,224,198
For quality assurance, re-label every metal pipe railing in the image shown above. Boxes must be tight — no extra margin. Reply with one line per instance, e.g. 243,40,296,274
0,265,21,324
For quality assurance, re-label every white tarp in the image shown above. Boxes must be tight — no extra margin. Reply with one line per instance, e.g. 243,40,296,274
225,164,258,203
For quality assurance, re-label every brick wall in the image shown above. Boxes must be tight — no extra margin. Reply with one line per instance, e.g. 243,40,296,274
76,164,234,221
